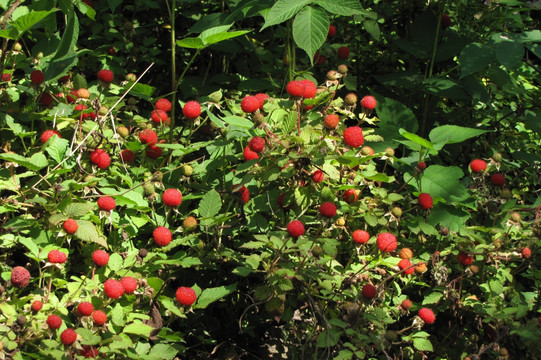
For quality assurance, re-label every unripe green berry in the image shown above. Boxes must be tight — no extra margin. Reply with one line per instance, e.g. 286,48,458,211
391,207,403,218
117,126,129,138
385,148,395,157
492,153,502,162
153,171,163,181
209,90,222,103
36,52,44,60
338,64,348,74
312,245,323,257
344,93,357,105
181,164,193,177
500,188,512,199
253,112,265,125
143,182,155,195
98,106,108,116
13,42,22,52
127,97,137,105
125,73,137,82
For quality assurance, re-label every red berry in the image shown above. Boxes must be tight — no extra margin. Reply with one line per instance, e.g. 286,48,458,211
31,300,43,312
287,220,305,238
155,98,172,112
2,73,12,82
146,145,163,158
80,345,100,358
324,114,339,129
313,52,326,65
352,230,369,244
398,259,414,275
441,14,451,29
77,302,94,316
241,95,261,113
337,46,350,59
417,161,427,171
457,252,474,266
312,170,324,183
319,202,337,218
153,226,172,246
254,93,269,110
286,80,305,97
343,189,358,203
490,173,505,187
176,286,197,306
243,146,259,161
92,250,109,267
300,80,317,98
418,193,433,209
377,233,397,252
97,69,114,83
66,89,78,103
182,100,201,119
360,95,377,110
30,70,45,85
11,266,30,288
41,130,61,143
108,46,116,55
343,126,364,148
104,279,124,299
48,250,67,264
90,149,111,169
97,196,116,211
418,308,436,324
522,247,532,259
162,188,182,207
401,299,412,310
121,276,138,293
120,149,135,163
151,109,169,124
63,219,78,234
139,129,158,146
362,283,377,299
47,314,63,329
328,24,336,37
470,159,487,173
234,185,250,204
92,310,107,326
248,136,265,153
60,328,77,345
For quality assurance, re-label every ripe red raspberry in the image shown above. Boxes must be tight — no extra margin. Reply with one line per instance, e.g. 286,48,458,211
248,136,265,153
377,233,397,252
328,24,336,37
254,93,269,110
183,100,201,119
97,69,114,83
30,70,45,85
319,202,337,218
153,226,172,246
417,161,427,171
92,249,110,267
233,185,250,204
470,159,487,173
176,286,197,306
312,170,324,183
104,279,124,299
48,250,67,264
162,188,182,207
92,310,107,326
155,98,172,112
398,259,414,275
2,73,12,82
324,114,339,129
11,266,30,288
151,109,169,124
41,130,61,143
360,95,377,110
60,328,77,345
38,91,53,105
441,14,451,29
337,46,350,59
120,149,135,163
286,80,305,97
80,345,100,358
90,149,110,169
522,247,532,259
490,173,505,187
300,79,317,98
343,189,358,203
241,95,261,113
418,193,433,209
77,302,94,316
63,219,78,234
401,299,412,310
343,126,364,148
243,146,259,161
97,196,116,211
362,283,377,299
418,307,436,324
457,252,473,266
66,89,78,103
31,300,43,312
47,314,63,329
352,230,369,244
313,52,326,65
139,129,158,146
287,220,305,238
121,276,138,293
146,145,162,159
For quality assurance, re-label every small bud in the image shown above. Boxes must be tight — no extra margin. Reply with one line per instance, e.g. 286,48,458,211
181,164,193,177
344,93,357,105
391,207,403,218
384,148,395,157
335,217,346,226
510,212,521,222
337,64,348,74
492,153,502,162
138,248,148,258
13,42,22,52
126,73,137,82
439,226,449,236
117,126,129,138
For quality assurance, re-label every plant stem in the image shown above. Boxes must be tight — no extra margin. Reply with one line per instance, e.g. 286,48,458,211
169,0,177,145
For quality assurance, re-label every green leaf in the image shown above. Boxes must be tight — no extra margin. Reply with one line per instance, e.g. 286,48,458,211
12,10,57,33
193,283,237,309
108,253,123,272
221,115,254,129
74,220,107,248
313,0,365,16
422,291,443,305
399,129,434,150
292,6,329,64
204,30,251,45
126,83,156,100
18,236,40,258
459,43,495,78
495,40,524,68
44,137,69,164
363,19,380,41
123,322,153,337
429,125,489,149
64,203,95,217
198,189,222,218
316,328,340,347
148,344,178,360
413,338,433,352
427,204,470,232
176,37,205,49
159,296,185,317
261,0,311,31
75,328,101,345
0,153,47,171
48,213,68,226
417,165,466,202
52,11,78,61
374,93,418,133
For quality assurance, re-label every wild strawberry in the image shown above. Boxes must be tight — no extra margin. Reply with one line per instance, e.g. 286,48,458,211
418,308,435,324
490,173,505,187
300,80,317,98
60,328,77,345
151,109,168,124
343,189,358,203
248,136,265,153
377,233,397,252
362,283,377,299
92,250,109,267
153,226,172,246
470,159,487,173
162,188,182,207
399,248,413,259
47,314,63,329
312,170,324,183
155,98,172,112
31,300,43,312
241,95,260,113
146,145,162,158
287,220,305,238
77,302,94,316
233,184,250,204
255,93,269,110
97,69,113,83
328,24,336,37
243,146,259,161
41,130,61,143
92,310,107,326
417,161,427,171
324,114,339,129
121,277,138,293
63,219,78,234
441,14,451,29
458,252,473,266
97,196,116,211
48,250,67,264
30,70,45,85
352,230,369,244
176,286,197,306
139,129,158,146
360,95,377,110
11,266,30,288
120,149,135,163
39,93,54,106
286,80,305,97
337,46,350,59
398,259,414,275
401,299,412,310
522,247,532,259
80,345,100,358
343,126,364,148
418,193,433,209
319,202,337,218
104,279,124,299
90,149,111,169
182,100,201,119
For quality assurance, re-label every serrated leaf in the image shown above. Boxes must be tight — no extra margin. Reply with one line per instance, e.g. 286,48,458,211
148,344,178,360
193,283,237,309
316,328,340,348
108,253,123,271
0,152,48,171
294,187,311,209
74,220,107,248
123,322,153,337
159,296,185,317
222,115,254,129
18,236,40,258
261,0,311,31
399,129,434,150
49,213,68,226
459,43,495,78
422,291,443,305
179,256,203,268
64,203,95,217
198,189,221,218
293,6,329,64
364,134,384,142
44,137,69,164
413,338,433,352
12,10,57,33
313,0,365,16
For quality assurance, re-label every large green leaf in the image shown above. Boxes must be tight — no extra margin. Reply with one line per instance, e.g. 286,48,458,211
261,0,311,31
398,129,434,150
427,204,470,232
495,40,524,68
429,125,489,149
405,165,466,202
52,11,78,61
0,152,48,171
313,0,365,16
44,137,69,164
12,9,57,33
64,203,95,217
459,43,495,78
176,37,205,49
123,321,153,337
193,283,237,309
374,93,418,133
74,220,107,248
198,189,222,218
292,6,329,63
413,338,434,352
222,115,254,129
177,24,251,50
